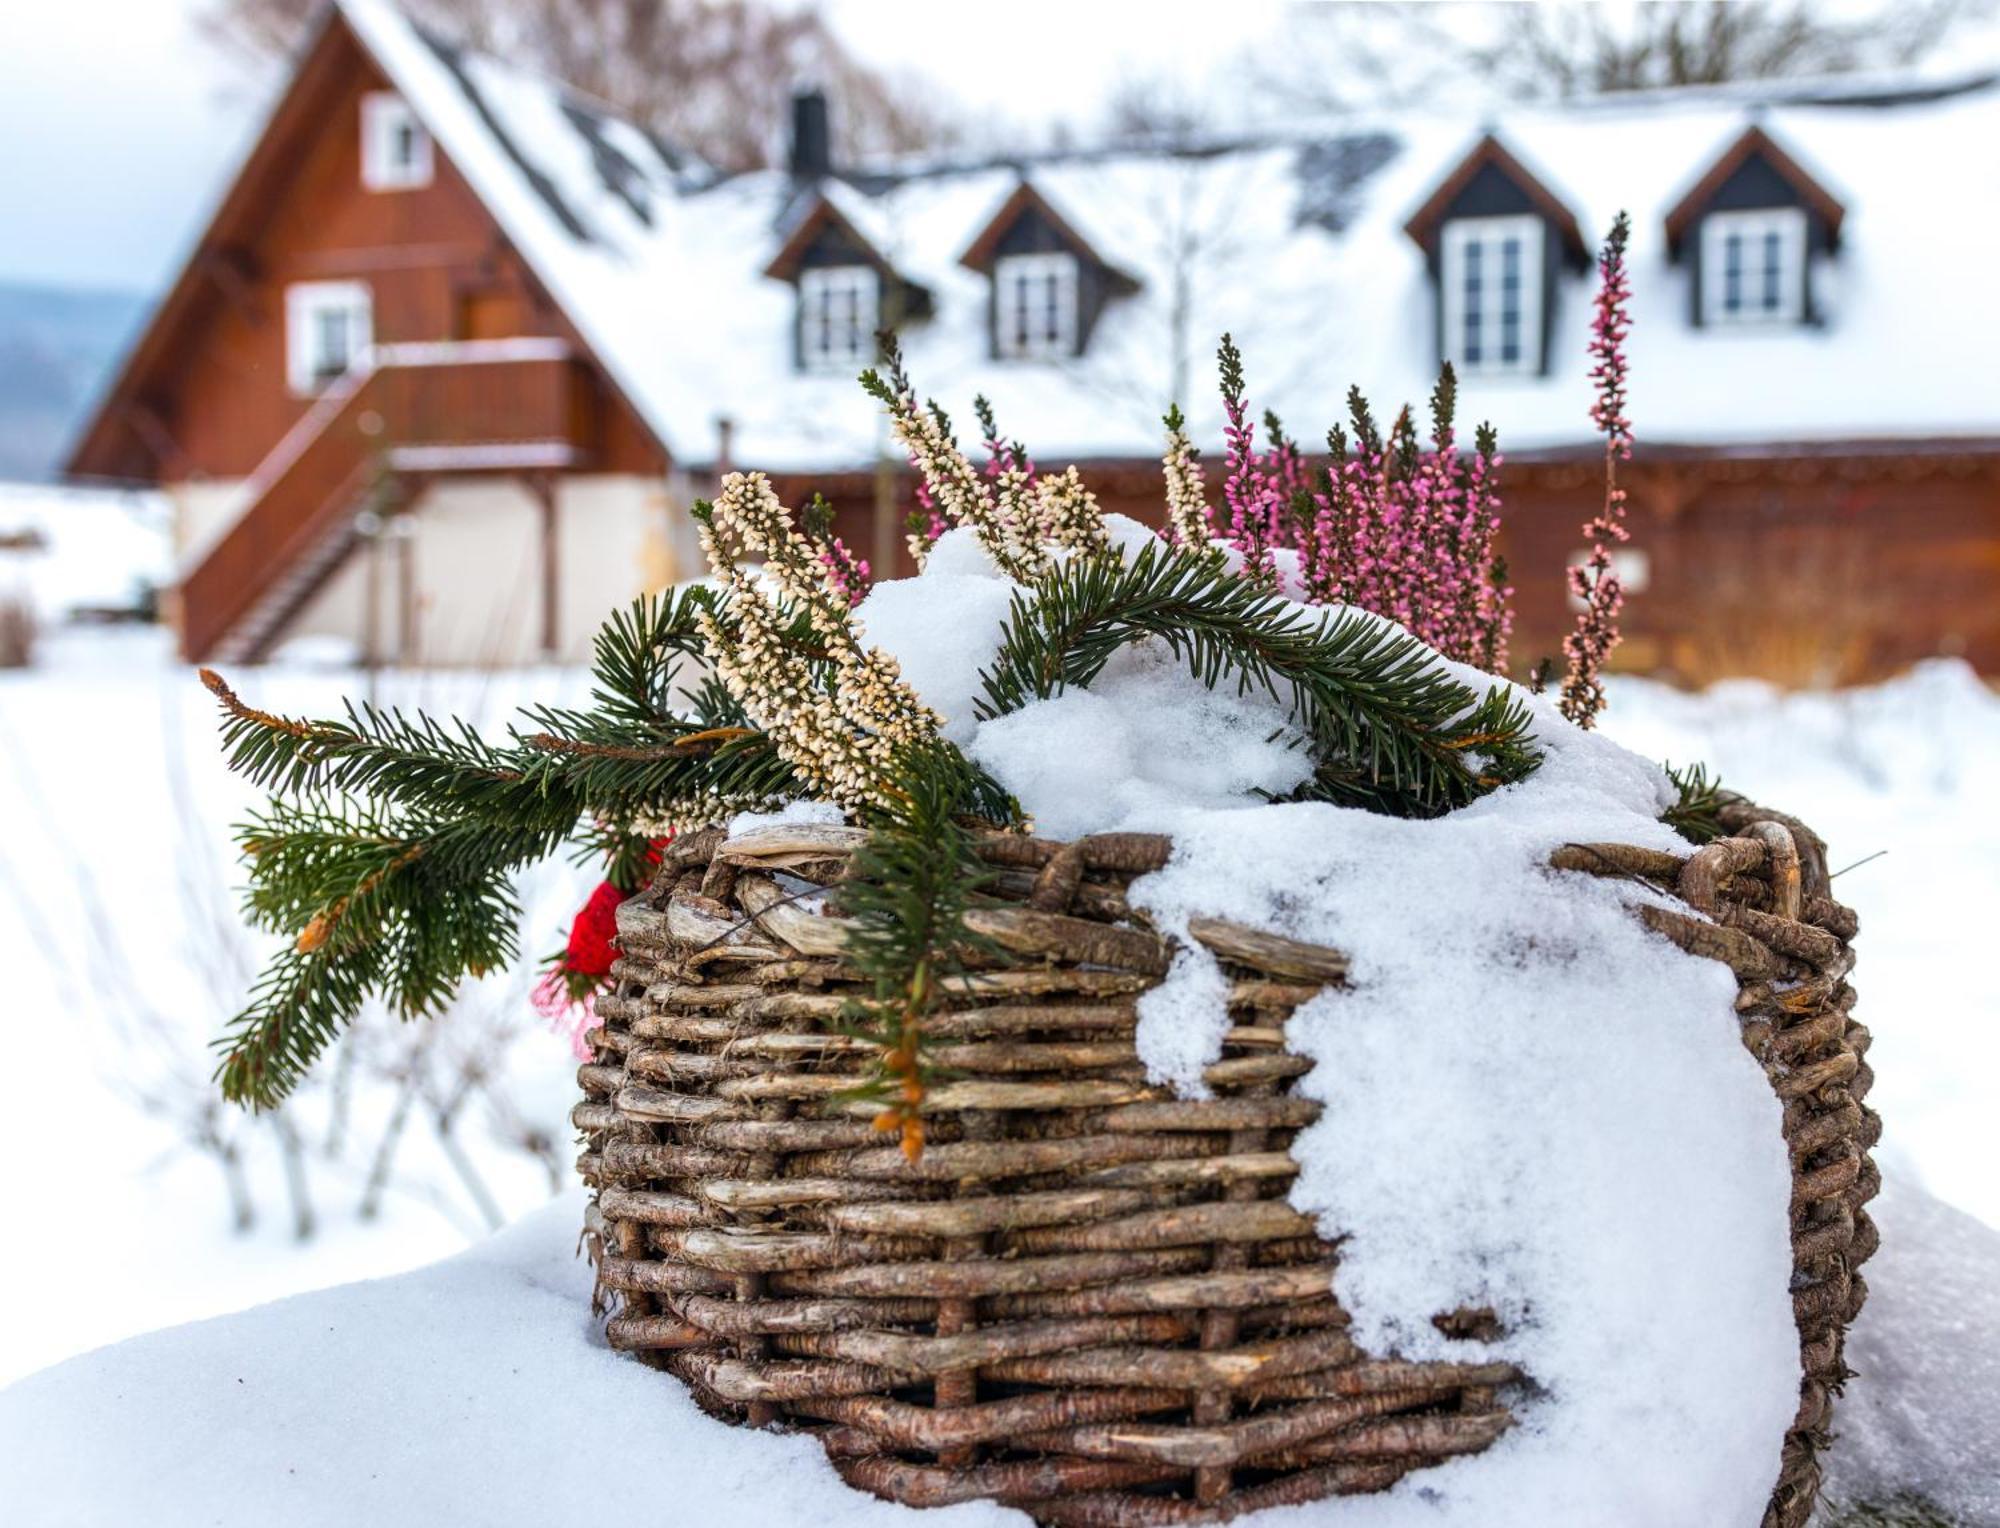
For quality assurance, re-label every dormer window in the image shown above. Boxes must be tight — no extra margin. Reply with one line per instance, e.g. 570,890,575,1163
960,181,1138,364
361,92,432,191
798,265,877,372
1666,126,1843,332
995,252,1078,361
1403,135,1586,381
1700,208,1806,327
1441,216,1545,378
766,195,927,376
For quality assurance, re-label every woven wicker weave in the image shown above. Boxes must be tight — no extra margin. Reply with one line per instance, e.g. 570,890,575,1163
577,801,1875,1527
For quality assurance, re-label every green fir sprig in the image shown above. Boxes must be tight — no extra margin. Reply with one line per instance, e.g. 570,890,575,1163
200,586,802,1109
975,540,1541,816
1662,760,1730,845
834,738,1008,1159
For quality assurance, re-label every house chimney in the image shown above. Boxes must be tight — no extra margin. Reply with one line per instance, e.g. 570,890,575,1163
789,89,832,179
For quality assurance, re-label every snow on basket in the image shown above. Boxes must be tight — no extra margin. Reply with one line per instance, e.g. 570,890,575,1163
201,248,1876,1525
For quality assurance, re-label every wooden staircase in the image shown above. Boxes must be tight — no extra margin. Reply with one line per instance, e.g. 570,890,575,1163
179,338,589,663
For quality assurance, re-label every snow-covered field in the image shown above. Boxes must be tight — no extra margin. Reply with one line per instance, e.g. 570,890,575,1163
0,621,1995,1522
0,629,597,1385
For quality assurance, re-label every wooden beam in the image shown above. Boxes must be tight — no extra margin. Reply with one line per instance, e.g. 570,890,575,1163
533,473,560,658
199,247,265,325
126,403,186,475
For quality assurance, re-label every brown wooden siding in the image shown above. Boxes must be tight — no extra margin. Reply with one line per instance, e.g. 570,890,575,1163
782,448,2000,687
79,22,662,486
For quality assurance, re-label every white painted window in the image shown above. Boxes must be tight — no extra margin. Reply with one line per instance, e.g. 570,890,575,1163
1440,215,1545,379
1701,207,1806,326
994,252,1078,360
797,265,877,372
361,92,433,191
285,280,373,393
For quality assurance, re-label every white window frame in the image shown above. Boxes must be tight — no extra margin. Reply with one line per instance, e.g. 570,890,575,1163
1440,215,1545,379
361,91,433,191
994,251,1079,361
796,265,878,373
1701,207,1806,327
285,280,374,394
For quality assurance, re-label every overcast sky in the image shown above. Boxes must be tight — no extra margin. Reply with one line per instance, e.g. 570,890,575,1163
0,0,1289,294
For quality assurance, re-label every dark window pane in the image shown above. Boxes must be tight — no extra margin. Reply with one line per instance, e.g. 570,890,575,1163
316,308,348,379
1762,230,1783,312
1723,232,1743,312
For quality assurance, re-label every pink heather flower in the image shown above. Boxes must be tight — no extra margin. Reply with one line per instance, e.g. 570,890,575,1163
1190,344,1516,673
821,537,871,605
1562,212,1636,729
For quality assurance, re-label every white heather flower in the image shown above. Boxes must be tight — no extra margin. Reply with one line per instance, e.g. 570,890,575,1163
1162,417,1211,547
883,394,1046,580
697,472,943,811
1033,466,1109,553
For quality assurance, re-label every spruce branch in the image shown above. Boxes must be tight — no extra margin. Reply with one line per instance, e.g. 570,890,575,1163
975,541,1539,816
834,738,1006,1160
1662,760,1729,845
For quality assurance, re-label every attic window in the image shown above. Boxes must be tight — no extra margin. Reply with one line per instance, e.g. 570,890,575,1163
361,92,433,191
1441,215,1544,379
286,280,373,394
995,252,1078,361
1702,208,1805,326
798,265,877,372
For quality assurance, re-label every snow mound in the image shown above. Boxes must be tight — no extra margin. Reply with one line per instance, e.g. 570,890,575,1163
1818,1178,2000,1524
0,1195,1018,1528
3,1180,1990,1527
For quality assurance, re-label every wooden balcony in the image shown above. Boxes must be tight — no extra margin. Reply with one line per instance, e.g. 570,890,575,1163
179,339,590,663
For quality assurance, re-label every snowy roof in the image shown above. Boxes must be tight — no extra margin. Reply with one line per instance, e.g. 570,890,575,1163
339,0,2000,474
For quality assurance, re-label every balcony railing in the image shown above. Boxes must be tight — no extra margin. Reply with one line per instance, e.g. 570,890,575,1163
180,340,588,663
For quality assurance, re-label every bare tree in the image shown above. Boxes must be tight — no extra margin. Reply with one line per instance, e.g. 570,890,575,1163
1102,75,1214,149
1256,0,1994,114
200,0,957,173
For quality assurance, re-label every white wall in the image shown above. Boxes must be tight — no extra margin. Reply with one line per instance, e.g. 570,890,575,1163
170,479,250,569
259,472,676,666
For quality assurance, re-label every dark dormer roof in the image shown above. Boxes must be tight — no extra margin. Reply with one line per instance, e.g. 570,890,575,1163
1663,124,1847,257
957,180,1140,293
762,191,934,322
764,193,888,283
1402,134,1589,269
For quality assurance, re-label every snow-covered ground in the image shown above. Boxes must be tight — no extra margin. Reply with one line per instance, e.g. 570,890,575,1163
3,1178,1990,1527
0,628,595,1387
0,620,1994,1522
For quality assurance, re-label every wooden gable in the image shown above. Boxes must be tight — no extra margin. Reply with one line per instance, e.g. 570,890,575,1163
763,194,933,319
67,6,663,485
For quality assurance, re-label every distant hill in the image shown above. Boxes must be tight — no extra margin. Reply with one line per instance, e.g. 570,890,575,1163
0,281,150,484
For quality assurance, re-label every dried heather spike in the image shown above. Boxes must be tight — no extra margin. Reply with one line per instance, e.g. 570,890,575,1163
696,476,939,810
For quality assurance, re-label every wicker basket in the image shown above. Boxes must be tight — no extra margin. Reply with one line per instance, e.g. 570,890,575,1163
576,802,1876,1527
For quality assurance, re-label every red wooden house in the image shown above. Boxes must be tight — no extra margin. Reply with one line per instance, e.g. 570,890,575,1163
69,0,2000,681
